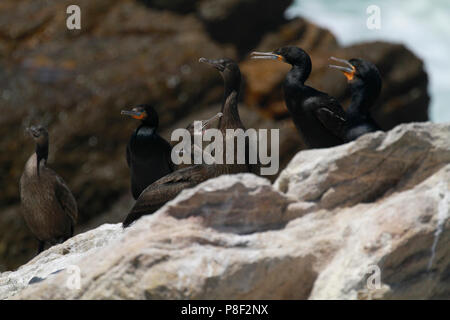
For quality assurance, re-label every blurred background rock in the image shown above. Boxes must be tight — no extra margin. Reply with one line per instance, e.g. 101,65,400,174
0,0,430,270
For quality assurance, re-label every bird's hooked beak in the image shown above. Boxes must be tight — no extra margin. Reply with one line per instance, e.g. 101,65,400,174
250,51,284,62
26,126,40,138
199,58,226,72
328,57,356,81
201,112,223,130
121,109,146,120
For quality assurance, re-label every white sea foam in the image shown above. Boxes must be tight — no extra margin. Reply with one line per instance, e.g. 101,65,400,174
286,0,450,123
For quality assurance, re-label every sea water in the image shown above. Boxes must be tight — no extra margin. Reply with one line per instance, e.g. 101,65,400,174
286,0,450,123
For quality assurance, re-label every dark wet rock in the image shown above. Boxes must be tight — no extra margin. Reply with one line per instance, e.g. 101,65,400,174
137,0,198,13
0,0,234,270
198,0,293,55
135,0,294,54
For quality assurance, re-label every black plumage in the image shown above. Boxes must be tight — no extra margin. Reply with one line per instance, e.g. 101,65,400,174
122,104,174,200
329,57,383,141
123,58,251,227
251,46,346,148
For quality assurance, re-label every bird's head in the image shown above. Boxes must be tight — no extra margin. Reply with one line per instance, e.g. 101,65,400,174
121,104,159,127
250,46,312,82
199,57,241,90
329,57,382,94
251,46,311,67
27,125,48,146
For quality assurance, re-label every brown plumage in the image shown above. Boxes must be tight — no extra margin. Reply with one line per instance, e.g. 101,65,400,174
19,126,78,254
123,58,251,227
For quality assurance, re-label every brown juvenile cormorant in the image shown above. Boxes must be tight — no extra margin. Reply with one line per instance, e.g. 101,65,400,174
123,58,250,227
121,104,174,200
19,126,78,254
328,57,382,141
251,46,347,148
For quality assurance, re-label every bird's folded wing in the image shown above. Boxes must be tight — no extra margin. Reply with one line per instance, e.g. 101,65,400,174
314,101,347,139
54,175,78,224
123,164,215,227
123,180,192,227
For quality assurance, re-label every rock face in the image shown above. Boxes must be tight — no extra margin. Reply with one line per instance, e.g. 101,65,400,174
197,0,293,54
0,0,235,270
139,0,294,54
0,0,430,271
1,122,448,300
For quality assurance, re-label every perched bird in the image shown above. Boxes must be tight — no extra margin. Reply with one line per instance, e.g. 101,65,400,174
123,58,251,227
328,57,383,141
121,104,174,199
251,46,346,148
19,126,78,254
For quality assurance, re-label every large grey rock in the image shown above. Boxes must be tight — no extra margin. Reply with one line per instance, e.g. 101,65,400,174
274,122,450,209
0,123,450,299
0,224,122,299
0,122,448,300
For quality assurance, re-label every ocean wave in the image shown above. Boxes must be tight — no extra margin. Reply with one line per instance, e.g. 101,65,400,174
287,0,450,122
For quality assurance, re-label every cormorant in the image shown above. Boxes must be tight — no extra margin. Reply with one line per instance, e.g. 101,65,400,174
19,126,78,254
251,46,346,148
122,58,250,227
328,57,382,141
121,104,174,200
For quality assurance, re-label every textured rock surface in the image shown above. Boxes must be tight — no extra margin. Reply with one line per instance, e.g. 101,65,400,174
0,224,123,299
197,0,293,54
0,1,430,271
1,122,448,300
139,0,294,54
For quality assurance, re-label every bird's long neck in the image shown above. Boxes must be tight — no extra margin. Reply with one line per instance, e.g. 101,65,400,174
138,121,157,134
220,89,240,131
140,116,158,130
132,124,156,151
35,142,48,177
347,86,377,117
134,119,158,143
286,64,310,87
220,71,241,129
219,76,241,130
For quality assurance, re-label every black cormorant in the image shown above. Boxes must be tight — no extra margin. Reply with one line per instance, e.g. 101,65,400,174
328,57,382,141
121,104,174,200
122,58,251,227
251,46,346,148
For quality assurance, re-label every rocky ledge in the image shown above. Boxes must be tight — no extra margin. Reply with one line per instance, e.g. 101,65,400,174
0,0,431,270
1,122,448,300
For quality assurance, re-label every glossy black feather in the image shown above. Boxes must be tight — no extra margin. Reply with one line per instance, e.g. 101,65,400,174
127,123,173,200
342,59,383,141
276,46,347,148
